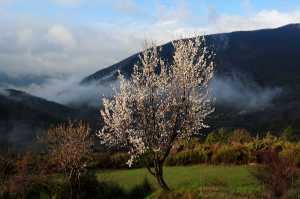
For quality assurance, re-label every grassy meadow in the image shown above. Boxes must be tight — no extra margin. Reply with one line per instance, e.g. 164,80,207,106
96,165,262,198
3,129,300,198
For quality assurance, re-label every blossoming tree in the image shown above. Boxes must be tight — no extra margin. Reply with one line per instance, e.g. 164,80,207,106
99,37,215,190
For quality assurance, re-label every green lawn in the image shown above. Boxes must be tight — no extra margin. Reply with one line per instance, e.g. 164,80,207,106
96,165,261,196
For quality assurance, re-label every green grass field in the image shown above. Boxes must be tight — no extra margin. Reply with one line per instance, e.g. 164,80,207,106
96,165,262,198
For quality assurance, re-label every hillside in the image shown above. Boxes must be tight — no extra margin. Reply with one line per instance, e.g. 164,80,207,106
0,89,75,150
83,24,300,84
82,24,300,134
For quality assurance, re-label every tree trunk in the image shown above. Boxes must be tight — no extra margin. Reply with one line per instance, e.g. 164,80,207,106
156,162,170,191
145,151,172,191
69,169,80,199
156,173,170,191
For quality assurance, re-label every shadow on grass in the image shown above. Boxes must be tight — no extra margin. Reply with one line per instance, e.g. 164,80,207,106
94,177,153,199
82,173,154,199
127,178,153,199
54,173,153,199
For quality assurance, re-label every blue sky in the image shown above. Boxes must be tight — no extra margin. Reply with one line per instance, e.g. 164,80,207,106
0,0,300,79
1,0,300,25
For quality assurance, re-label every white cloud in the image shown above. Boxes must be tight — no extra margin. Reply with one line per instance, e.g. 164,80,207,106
46,25,76,48
253,10,300,27
20,76,115,106
17,29,33,45
205,10,300,33
0,8,299,81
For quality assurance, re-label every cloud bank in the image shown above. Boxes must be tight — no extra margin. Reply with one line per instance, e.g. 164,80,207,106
0,5,300,79
19,77,117,107
212,73,282,112
12,69,282,113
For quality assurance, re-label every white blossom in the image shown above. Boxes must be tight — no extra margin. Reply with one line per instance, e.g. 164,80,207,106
98,36,215,167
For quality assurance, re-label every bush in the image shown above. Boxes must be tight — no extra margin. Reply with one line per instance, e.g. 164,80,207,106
166,145,211,166
295,153,300,167
212,145,249,165
193,145,212,164
94,134,300,168
166,151,191,166
0,152,50,199
1,180,51,199
111,153,131,168
0,151,16,192
247,134,287,163
282,126,297,142
88,153,111,169
228,129,252,144
249,150,299,199
89,152,143,169
205,133,219,144
205,128,230,144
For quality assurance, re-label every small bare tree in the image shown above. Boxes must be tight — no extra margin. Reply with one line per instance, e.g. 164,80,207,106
99,37,214,190
250,149,298,199
43,121,93,198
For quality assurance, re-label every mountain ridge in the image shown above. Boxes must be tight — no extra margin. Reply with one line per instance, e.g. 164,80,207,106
82,23,300,85
81,23,300,134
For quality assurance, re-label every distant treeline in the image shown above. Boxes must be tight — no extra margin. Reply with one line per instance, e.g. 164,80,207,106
90,127,300,169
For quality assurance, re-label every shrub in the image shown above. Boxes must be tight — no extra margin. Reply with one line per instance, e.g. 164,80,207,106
228,129,252,144
205,128,230,144
194,145,212,163
172,151,191,166
111,153,131,168
88,152,111,169
0,151,15,192
249,149,299,199
248,134,287,163
248,137,271,163
295,153,300,167
165,145,211,166
95,135,300,168
89,152,142,169
216,128,230,144
205,132,218,144
0,152,50,199
282,126,297,142
165,151,186,166
212,145,249,165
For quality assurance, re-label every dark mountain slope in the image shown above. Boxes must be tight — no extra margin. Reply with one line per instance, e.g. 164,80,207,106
3,89,75,120
83,24,300,85
82,24,300,134
0,89,75,150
